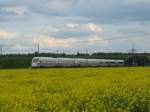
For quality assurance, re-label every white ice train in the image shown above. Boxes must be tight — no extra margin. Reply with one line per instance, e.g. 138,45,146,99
31,57,124,68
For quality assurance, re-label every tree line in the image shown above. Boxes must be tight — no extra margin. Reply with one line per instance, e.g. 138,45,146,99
0,52,150,68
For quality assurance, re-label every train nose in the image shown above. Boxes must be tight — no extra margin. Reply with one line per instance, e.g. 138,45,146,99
31,63,37,67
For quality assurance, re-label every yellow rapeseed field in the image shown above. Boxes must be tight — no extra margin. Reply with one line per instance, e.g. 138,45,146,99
0,67,150,112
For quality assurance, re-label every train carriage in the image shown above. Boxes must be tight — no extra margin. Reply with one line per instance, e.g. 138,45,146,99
87,59,100,67
58,58,76,67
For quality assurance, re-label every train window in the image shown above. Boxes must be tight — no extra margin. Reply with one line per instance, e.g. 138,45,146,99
110,62,115,64
119,62,123,64
33,58,39,62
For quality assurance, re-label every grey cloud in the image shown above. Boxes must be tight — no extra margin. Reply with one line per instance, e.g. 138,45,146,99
50,30,95,38
36,23,102,38
117,22,150,37
1,0,150,23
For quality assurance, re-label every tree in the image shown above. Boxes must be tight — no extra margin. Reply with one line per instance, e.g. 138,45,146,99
125,55,150,66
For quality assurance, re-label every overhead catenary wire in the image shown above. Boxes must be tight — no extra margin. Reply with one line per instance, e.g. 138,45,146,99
0,36,149,54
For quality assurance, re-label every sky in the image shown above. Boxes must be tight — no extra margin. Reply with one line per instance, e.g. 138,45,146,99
0,0,150,53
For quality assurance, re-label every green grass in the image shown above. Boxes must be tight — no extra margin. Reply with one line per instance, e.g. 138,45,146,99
0,67,150,112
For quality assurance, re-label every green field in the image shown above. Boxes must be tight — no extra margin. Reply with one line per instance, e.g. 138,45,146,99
0,67,150,112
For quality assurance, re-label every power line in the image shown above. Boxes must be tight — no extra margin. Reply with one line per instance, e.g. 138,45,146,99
0,36,148,54
37,43,40,55
0,45,3,55
131,45,137,54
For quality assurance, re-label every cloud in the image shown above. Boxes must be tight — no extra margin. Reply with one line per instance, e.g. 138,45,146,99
47,0,73,12
0,29,20,39
0,0,150,53
117,22,150,36
87,35,108,45
87,23,103,32
66,23,78,28
123,0,150,6
1,6,29,16
49,22,103,38
13,44,22,49
66,23,103,33
1,0,150,23
34,22,103,39
29,35,77,47
27,33,108,48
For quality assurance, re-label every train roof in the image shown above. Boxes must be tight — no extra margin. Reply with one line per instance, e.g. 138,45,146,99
33,57,124,62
